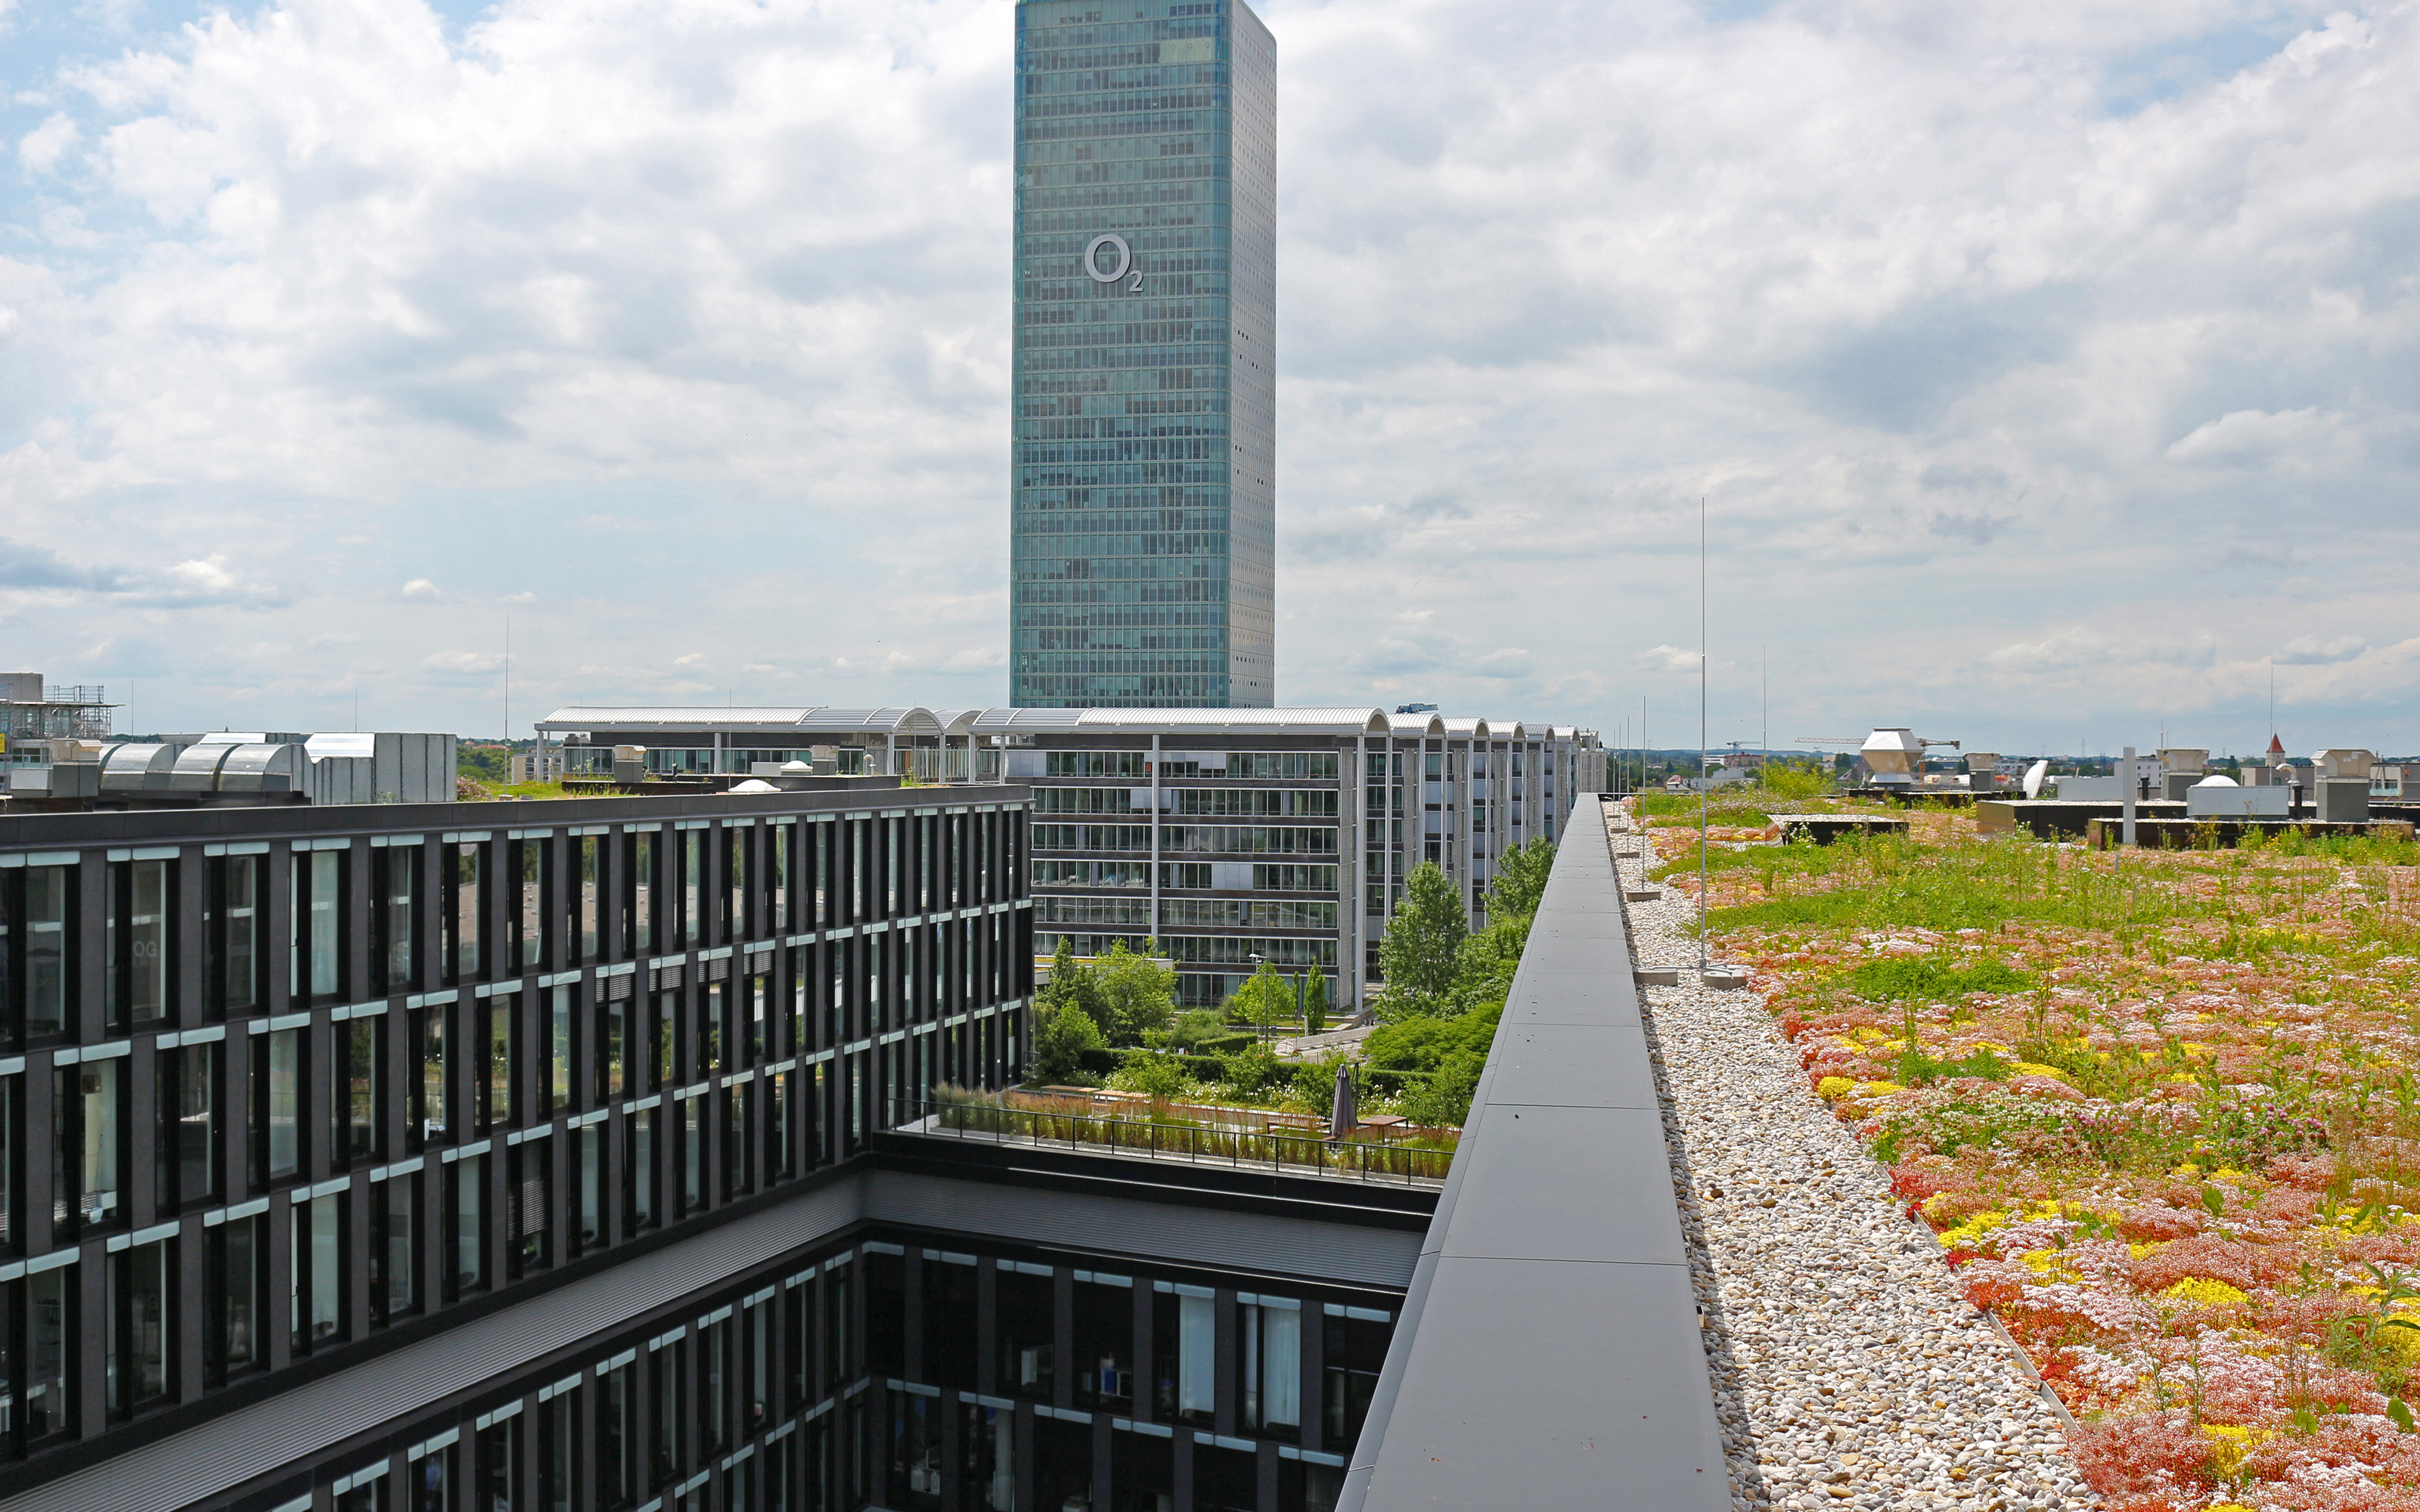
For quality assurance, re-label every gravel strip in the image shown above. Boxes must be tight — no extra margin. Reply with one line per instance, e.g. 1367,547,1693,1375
1610,811,2099,1512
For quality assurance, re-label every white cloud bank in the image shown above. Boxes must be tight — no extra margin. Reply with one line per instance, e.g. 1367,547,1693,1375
0,0,2414,755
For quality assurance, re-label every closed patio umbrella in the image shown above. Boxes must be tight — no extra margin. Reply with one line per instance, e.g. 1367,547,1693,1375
1329,1061,1356,1142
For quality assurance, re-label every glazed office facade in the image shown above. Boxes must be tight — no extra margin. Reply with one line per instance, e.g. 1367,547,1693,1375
1010,715,1598,1007
1010,0,1278,708
0,788,1032,1504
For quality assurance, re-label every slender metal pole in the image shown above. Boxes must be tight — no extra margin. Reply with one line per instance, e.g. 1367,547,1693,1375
2122,745,2137,847
1699,496,1709,974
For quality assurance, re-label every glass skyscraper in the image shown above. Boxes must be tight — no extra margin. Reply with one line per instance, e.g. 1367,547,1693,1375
1010,0,1277,708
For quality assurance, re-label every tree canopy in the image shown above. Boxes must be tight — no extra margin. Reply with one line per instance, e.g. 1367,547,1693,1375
1376,862,1469,1017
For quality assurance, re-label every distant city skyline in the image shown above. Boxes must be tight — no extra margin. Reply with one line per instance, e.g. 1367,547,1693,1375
2,2,2415,753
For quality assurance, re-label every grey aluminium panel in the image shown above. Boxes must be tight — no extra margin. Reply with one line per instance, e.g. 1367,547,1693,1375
862,1170,1420,1290
1344,798,1728,1512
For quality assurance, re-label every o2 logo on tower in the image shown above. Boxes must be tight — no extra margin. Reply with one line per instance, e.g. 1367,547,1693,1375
1084,233,1144,293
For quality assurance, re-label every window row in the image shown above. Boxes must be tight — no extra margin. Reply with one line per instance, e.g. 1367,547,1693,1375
244,1238,1391,1512
0,808,1026,1043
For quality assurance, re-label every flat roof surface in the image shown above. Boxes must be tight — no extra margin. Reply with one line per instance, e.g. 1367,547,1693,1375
1342,798,1729,1511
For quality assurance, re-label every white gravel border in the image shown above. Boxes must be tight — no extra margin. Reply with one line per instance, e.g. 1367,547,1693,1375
1610,807,2100,1512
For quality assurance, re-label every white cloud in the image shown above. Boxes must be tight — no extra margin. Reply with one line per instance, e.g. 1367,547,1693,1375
424,650,503,673
0,0,2415,752
17,112,78,173
2276,633,2368,665
1633,645,1699,674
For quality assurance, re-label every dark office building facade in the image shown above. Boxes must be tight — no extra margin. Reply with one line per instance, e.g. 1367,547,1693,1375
1010,0,1278,709
0,787,1435,1512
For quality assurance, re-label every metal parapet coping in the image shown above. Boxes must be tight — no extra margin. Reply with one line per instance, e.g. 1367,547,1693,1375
1339,797,1730,1510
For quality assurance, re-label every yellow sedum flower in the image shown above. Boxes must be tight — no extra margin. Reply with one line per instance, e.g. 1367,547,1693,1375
2163,1277,2248,1308
1815,1076,1856,1100
2010,1061,2069,1080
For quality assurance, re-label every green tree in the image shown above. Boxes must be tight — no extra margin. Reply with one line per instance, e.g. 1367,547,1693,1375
1377,863,1468,1018
1038,938,1112,1040
1223,959,1296,1030
1399,1050,1486,1128
1224,1040,1285,1098
1111,1046,1188,1098
1094,940,1178,1044
1302,972,1329,1034
1481,838,1556,923
1028,996,1106,1084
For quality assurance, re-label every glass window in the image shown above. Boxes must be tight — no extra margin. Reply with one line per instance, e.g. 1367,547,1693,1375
724,1082,752,1200
1110,1424,1172,1512
1323,1307,1390,1448
863,1247,904,1378
745,1292,771,1436
1072,1274,1131,1408
290,1191,342,1351
108,858,172,1027
411,1442,454,1512
21,864,73,1039
700,1316,730,1454
653,993,675,1090
515,838,546,974
0,1073,14,1253
482,999,514,1133
477,1411,520,1512
746,973,767,1065
509,1140,551,1278
921,1255,976,1390
1278,1457,1344,1512
682,832,703,948
446,841,483,982
257,1028,300,1184
681,1093,704,1213
1033,1417,1091,1512
340,1017,380,1166
413,1003,448,1150
155,1043,221,1209
649,1340,681,1490
597,1358,635,1509
627,1108,656,1234
450,1151,486,1297
1153,1288,1214,1424
997,1266,1053,1400
540,1387,576,1512
887,1388,938,1510
292,850,343,1002
108,1235,172,1417
60,1058,123,1228
578,1123,602,1251
1240,1297,1302,1432
962,1401,1013,1512
597,994,625,1101
576,836,601,962
374,844,420,993
765,1068,792,1185
206,1213,265,1383
373,1173,417,1324
727,829,747,942
771,823,792,933
822,1256,855,1390
1196,1441,1256,1512
627,831,653,955
698,982,724,1077
550,985,572,1114
17,1265,74,1443
203,856,257,1021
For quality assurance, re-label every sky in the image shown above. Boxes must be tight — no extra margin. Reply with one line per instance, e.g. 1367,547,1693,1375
2,0,2415,761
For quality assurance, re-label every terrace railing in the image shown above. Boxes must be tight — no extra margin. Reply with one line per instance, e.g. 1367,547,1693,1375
893,1094,1454,1187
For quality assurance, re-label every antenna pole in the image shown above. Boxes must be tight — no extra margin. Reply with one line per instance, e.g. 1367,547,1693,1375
1699,494,1709,976
504,613,512,745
